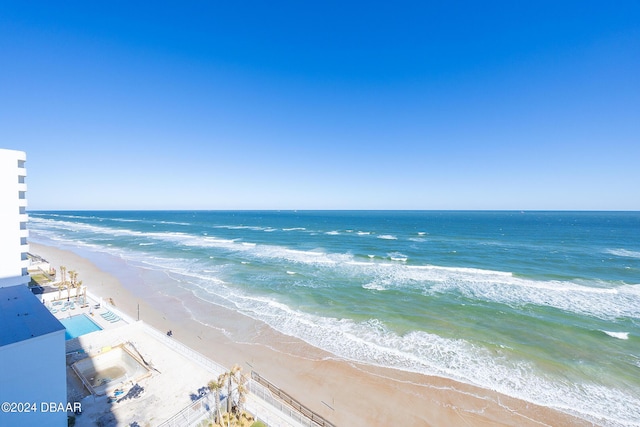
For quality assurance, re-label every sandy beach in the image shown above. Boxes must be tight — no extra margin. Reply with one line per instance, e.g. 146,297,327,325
32,242,594,427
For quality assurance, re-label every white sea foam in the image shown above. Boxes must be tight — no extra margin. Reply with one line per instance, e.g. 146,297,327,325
214,290,640,427
286,271,296,275
378,235,398,240
30,216,640,321
605,248,640,259
157,220,192,226
388,252,408,262
325,231,340,235
602,330,629,340
362,282,386,291
354,263,640,321
213,224,268,231
31,213,96,221
28,215,640,426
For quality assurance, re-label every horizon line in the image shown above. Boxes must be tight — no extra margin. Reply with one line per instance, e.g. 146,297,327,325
27,208,640,213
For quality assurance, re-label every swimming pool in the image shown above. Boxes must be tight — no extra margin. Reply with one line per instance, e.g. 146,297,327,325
72,345,151,395
60,314,102,340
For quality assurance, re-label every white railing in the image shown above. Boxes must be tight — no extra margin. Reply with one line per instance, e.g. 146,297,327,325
159,392,224,427
140,323,227,377
86,289,137,324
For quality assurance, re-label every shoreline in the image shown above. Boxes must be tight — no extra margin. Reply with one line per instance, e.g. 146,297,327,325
31,241,594,427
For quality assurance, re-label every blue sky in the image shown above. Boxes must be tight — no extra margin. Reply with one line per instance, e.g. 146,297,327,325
2,1,639,210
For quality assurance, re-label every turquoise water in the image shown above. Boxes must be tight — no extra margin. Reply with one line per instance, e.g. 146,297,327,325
29,211,640,426
60,314,102,340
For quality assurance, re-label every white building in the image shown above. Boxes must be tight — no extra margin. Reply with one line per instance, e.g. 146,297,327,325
0,149,30,289
0,148,66,427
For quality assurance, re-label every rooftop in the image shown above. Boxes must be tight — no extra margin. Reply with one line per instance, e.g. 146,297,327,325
0,285,65,346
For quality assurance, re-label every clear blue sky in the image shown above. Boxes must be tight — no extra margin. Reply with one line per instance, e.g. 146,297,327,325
2,1,639,210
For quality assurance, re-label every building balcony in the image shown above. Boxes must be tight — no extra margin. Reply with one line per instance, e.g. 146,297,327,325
18,198,28,207
19,213,29,224
19,228,29,238
18,182,28,192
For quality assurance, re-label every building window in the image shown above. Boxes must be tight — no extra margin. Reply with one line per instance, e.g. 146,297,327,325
19,206,26,215
18,160,25,168
19,175,25,184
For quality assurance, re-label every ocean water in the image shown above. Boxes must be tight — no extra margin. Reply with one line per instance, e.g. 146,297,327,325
29,211,640,426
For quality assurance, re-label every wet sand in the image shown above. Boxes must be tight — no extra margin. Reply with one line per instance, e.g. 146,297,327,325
31,242,594,427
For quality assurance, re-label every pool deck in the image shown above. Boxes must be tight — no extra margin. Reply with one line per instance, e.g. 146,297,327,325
45,294,128,334
41,291,218,425
41,289,305,427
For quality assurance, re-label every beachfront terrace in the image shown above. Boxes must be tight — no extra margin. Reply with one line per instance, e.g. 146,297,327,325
42,289,327,427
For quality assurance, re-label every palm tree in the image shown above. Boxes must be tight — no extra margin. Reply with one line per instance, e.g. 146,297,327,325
229,365,248,416
237,381,247,416
226,368,234,414
66,270,73,301
67,270,82,302
69,270,77,288
208,377,224,425
209,365,251,426
58,266,67,301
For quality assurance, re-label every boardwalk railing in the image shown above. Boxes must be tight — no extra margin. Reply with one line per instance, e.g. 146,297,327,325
250,372,336,427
